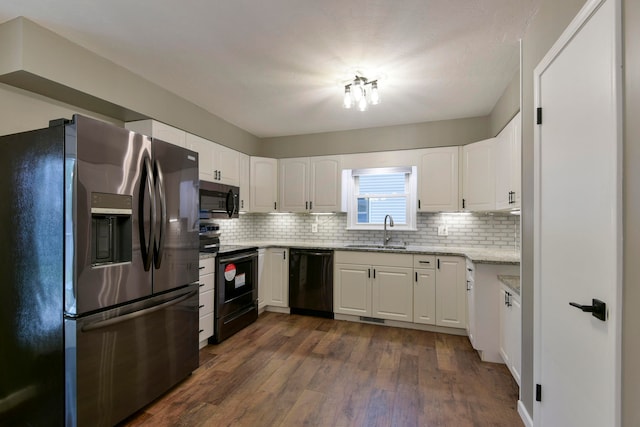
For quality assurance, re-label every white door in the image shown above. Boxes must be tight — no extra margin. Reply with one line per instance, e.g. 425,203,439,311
533,0,621,425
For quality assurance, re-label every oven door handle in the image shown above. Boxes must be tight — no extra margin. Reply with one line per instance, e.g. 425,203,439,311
219,252,258,264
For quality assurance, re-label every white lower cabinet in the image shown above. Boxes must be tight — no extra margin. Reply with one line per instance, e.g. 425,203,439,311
198,257,215,348
413,255,436,325
265,248,289,308
499,284,521,385
257,248,266,311
334,251,412,321
434,256,467,329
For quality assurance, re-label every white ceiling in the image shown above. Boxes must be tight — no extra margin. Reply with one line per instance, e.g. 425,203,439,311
0,0,539,138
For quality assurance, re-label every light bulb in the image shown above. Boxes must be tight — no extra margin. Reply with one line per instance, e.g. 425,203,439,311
370,82,380,105
343,87,352,108
358,94,368,111
353,80,363,102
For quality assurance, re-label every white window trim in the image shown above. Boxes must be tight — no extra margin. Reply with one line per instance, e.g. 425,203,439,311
344,166,417,231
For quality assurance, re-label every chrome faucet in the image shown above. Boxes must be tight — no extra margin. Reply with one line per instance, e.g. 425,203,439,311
383,214,394,245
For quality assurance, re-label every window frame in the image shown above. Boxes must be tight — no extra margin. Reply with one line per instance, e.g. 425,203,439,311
345,166,417,231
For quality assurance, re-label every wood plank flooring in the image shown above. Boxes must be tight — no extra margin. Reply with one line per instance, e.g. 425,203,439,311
121,312,522,427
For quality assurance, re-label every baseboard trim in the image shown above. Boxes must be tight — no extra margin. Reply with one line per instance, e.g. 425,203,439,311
518,400,533,427
265,306,291,314
333,313,467,336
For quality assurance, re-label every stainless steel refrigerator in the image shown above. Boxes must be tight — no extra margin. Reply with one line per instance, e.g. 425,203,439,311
0,115,200,426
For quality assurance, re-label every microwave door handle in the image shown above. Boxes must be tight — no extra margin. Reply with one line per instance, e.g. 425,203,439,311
226,189,234,218
153,160,166,269
140,156,156,271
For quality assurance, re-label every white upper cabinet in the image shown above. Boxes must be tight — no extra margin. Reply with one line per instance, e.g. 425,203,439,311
186,133,241,185
279,158,309,212
417,146,460,212
213,144,240,186
250,156,278,212
238,152,250,212
494,112,521,210
279,156,342,213
125,119,186,147
185,133,215,182
461,138,496,211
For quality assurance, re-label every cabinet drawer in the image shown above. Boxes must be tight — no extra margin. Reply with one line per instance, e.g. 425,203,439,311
199,312,214,340
199,289,214,315
335,251,412,267
199,273,214,293
199,257,215,276
413,255,436,269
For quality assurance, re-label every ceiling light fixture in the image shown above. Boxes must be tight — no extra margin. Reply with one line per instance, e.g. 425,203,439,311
343,75,380,111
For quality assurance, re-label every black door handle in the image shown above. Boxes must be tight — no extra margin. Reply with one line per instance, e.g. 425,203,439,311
569,299,607,321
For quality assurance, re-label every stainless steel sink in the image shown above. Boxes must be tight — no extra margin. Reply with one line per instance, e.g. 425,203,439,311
345,244,407,250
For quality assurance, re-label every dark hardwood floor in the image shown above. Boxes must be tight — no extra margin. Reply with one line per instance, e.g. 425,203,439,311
122,312,522,427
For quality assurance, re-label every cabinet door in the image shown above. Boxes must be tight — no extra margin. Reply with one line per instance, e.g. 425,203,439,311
238,153,250,212
267,248,288,307
511,112,521,208
414,268,436,325
372,266,413,322
462,138,495,211
494,126,512,210
257,249,266,310
186,133,215,182
509,294,521,385
250,157,278,212
279,157,309,212
498,287,510,366
214,144,240,186
418,147,459,212
309,156,342,212
435,256,467,328
334,263,371,316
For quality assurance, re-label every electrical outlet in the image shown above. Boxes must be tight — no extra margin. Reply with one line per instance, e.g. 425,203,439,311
438,225,448,236
311,223,318,233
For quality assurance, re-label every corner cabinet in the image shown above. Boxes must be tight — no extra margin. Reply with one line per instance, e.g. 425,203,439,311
461,138,496,211
495,112,521,210
279,156,342,213
186,133,240,185
334,251,413,322
417,147,460,212
250,157,279,212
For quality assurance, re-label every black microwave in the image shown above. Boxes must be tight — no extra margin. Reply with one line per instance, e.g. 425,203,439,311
199,181,239,219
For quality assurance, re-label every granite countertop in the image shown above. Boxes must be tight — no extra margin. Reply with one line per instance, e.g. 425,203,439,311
218,241,520,265
498,275,521,295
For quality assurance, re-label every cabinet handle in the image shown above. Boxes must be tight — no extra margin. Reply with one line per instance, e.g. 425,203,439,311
462,198,466,209
306,201,308,210
368,269,371,278
310,201,313,210
218,171,222,181
415,272,418,282
199,329,204,333
199,283,205,287
373,269,376,279
199,266,206,270
199,304,205,309
274,202,277,210
418,199,421,209
241,200,244,209
466,280,471,291
283,251,286,260
437,259,440,269
419,260,431,265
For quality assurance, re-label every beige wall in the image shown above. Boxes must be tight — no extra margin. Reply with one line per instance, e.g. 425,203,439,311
623,0,640,424
0,17,260,155
489,70,520,137
259,115,489,158
0,83,122,135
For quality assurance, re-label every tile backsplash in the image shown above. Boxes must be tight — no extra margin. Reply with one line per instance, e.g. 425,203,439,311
218,212,520,251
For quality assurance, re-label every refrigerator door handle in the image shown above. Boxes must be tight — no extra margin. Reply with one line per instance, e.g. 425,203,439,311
140,156,156,271
153,160,167,269
80,289,197,332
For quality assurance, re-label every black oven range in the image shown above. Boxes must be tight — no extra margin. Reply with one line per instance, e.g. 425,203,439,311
210,245,259,343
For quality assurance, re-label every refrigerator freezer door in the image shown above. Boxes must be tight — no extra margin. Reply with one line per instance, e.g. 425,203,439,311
0,126,65,425
69,116,153,315
65,284,199,426
151,139,199,293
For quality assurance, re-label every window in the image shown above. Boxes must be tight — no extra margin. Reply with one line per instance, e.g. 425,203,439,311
344,166,417,230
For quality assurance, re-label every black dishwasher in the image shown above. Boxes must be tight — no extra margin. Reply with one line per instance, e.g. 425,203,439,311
289,248,334,318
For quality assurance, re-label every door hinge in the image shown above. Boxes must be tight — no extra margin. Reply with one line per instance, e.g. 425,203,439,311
536,384,542,402
536,107,542,125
